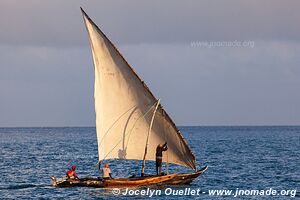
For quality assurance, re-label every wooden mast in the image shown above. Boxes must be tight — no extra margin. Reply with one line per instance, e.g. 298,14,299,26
141,99,160,176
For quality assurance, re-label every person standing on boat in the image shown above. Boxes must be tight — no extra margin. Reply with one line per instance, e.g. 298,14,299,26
156,142,168,175
66,165,79,179
102,163,113,179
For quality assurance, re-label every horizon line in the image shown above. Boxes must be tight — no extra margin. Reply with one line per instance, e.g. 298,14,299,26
1,124,300,128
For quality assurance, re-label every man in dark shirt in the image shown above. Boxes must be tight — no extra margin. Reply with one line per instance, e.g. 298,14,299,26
156,142,168,175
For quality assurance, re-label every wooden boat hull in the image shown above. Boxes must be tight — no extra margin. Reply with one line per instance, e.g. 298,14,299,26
51,166,208,188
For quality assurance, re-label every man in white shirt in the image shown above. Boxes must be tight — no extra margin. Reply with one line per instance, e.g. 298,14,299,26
102,163,113,179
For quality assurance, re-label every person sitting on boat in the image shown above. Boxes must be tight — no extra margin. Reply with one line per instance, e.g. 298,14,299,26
102,163,113,179
66,165,79,179
156,142,168,175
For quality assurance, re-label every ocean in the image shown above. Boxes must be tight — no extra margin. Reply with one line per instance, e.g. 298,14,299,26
0,126,299,199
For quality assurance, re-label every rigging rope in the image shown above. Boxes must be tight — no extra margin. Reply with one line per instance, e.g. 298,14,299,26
124,102,157,149
101,100,158,161
92,100,159,172
98,104,137,148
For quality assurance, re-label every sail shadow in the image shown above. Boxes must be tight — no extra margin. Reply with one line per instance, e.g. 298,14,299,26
118,148,127,159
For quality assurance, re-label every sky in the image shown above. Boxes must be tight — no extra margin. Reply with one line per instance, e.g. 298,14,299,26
0,0,300,127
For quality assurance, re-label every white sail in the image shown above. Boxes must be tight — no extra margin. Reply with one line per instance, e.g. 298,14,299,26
81,8,196,169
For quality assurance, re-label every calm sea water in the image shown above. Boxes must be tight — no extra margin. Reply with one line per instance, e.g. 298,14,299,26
0,126,299,199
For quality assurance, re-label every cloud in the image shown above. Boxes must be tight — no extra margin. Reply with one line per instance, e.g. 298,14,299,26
121,40,300,125
0,0,299,126
0,45,95,126
0,0,299,47
1,40,299,126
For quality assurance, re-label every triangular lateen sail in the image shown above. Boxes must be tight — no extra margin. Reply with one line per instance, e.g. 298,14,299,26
81,8,196,169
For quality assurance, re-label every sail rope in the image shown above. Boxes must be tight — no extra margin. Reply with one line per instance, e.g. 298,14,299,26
101,101,157,161
124,102,157,149
92,100,159,172
97,104,137,149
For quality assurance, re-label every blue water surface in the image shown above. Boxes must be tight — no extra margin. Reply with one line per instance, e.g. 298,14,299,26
0,126,299,199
